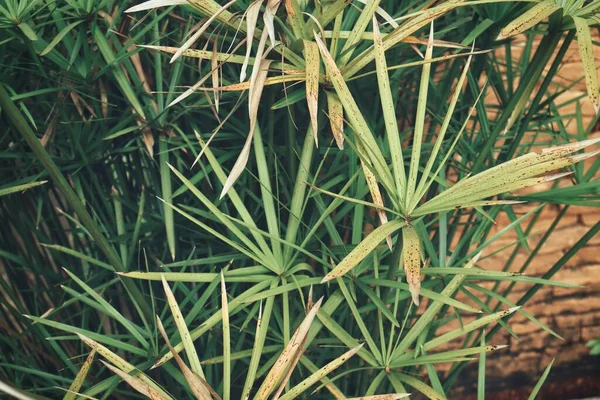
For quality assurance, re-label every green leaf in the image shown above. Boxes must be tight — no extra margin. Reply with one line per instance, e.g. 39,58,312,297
406,22,434,205
392,253,480,359
161,275,205,378
93,27,146,120
40,20,84,56
63,269,149,348
0,180,47,197
313,32,394,191
527,359,554,400
373,17,406,204
159,138,176,260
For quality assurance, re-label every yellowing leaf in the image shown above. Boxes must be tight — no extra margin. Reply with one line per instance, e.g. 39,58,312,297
76,334,172,399
417,137,600,215
170,0,237,64
344,0,462,78
574,16,600,113
304,40,320,146
357,141,392,251
255,297,323,400
186,0,240,31
313,32,394,190
322,220,405,283
156,318,213,400
402,225,421,306
125,0,187,13
326,91,344,149
212,38,220,113
241,0,264,82
278,344,364,400
220,59,273,198
63,349,96,400
264,0,281,46
497,0,560,40
101,361,170,400
347,395,410,400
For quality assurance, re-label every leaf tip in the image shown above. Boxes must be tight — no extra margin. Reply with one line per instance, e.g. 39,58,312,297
508,305,521,313
409,283,420,306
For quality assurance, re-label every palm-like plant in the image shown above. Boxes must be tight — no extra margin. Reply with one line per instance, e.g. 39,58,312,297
2,0,600,398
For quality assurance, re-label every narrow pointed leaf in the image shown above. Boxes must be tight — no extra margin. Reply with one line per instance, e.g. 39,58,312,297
40,20,84,56
241,0,264,81
401,226,421,305
0,180,47,197
313,32,393,189
101,361,170,400
161,275,205,378
527,359,555,400
77,334,172,398
497,0,560,40
325,91,344,148
221,59,272,198
255,298,323,399
63,349,96,400
373,17,405,200
156,318,213,400
170,0,237,63
279,345,364,400
574,16,600,112
304,40,320,146
406,22,434,204
212,39,220,113
221,272,231,400
125,0,187,13
322,220,405,283
424,307,519,351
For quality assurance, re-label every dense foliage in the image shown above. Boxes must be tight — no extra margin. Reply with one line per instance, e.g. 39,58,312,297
1,0,600,399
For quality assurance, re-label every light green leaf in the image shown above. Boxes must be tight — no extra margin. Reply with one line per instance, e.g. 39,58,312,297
0,181,46,197
322,220,405,282
161,275,205,378
40,20,84,56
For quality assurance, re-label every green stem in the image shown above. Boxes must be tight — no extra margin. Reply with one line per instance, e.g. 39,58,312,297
283,125,315,264
471,29,563,172
501,30,575,162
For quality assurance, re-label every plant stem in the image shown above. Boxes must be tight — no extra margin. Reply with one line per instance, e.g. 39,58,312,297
471,28,563,172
